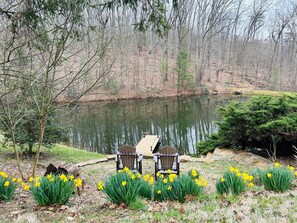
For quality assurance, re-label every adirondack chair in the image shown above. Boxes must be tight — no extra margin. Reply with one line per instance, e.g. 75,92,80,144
116,145,143,174
154,146,180,179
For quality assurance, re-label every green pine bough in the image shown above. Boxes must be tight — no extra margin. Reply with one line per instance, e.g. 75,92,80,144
197,95,297,157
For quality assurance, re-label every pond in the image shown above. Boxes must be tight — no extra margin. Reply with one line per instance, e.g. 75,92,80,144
60,95,242,155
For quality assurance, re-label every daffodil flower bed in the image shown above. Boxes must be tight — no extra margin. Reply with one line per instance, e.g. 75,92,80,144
154,172,208,203
259,162,295,192
0,171,17,201
25,174,83,206
216,166,254,196
97,167,155,206
97,168,208,205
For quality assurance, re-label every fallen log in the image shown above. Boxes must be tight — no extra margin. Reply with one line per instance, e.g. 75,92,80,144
58,163,79,177
44,162,79,177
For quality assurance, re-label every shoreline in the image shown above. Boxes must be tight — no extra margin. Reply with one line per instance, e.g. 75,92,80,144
57,87,296,104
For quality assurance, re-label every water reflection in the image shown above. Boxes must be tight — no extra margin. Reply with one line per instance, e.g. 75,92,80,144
61,95,238,154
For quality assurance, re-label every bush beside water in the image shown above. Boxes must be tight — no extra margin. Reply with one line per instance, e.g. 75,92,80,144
197,95,297,157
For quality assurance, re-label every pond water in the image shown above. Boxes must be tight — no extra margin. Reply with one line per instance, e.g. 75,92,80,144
60,95,242,155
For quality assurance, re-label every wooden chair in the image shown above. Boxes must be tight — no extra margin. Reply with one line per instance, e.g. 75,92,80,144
116,145,143,174
154,146,180,179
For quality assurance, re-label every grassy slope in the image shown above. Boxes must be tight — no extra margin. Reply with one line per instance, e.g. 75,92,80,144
226,87,297,97
44,144,106,163
0,142,105,164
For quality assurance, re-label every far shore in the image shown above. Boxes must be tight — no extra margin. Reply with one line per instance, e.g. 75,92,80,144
57,87,297,104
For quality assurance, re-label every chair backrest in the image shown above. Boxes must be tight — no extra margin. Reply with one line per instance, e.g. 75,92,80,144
159,146,177,170
119,145,136,153
119,145,136,169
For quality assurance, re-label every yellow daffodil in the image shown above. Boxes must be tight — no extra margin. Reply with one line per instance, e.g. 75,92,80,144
143,174,150,181
137,173,142,179
274,162,280,167
121,181,127,187
221,177,225,183
167,186,172,191
74,178,83,187
0,171,8,178
97,181,104,191
203,181,208,187
242,173,253,182
12,177,16,182
267,173,272,178
4,181,10,187
49,177,55,182
191,169,198,177
59,174,67,181
195,177,208,187
169,174,177,183
229,166,235,173
29,176,34,182
295,171,297,177
69,175,75,180
149,177,154,185
123,167,129,172
17,178,22,183
157,190,162,194
288,166,295,172
34,181,40,187
249,182,254,187
196,179,203,186
163,178,168,184
130,174,136,180
23,185,30,191
167,169,172,174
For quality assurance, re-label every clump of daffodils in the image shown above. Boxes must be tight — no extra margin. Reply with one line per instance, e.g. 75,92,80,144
259,162,295,192
28,174,83,206
216,166,254,196
101,167,147,206
154,170,207,203
0,171,17,201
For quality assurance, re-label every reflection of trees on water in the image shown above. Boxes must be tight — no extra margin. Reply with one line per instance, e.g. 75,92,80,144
63,96,234,154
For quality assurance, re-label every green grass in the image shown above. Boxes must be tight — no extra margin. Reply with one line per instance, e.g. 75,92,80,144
0,141,105,164
227,87,297,97
44,144,106,163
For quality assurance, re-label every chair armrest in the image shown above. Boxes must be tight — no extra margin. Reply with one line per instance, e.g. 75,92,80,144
153,154,158,163
137,154,143,162
115,152,120,162
177,154,180,163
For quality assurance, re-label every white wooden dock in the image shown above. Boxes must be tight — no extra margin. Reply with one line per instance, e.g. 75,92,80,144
136,135,160,156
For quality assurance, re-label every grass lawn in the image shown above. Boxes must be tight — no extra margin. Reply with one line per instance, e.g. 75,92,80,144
226,87,297,97
44,144,106,164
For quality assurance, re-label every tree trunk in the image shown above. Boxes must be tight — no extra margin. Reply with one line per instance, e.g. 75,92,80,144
10,128,24,180
32,118,46,177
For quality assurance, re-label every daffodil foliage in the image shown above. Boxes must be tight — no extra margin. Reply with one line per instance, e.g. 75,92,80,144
0,171,17,201
29,174,83,206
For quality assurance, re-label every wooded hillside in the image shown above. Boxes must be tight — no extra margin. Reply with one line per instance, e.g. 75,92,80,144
1,0,297,103
62,0,297,101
